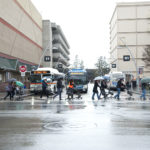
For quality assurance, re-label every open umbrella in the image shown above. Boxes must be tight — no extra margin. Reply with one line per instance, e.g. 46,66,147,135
94,76,104,81
141,77,150,84
8,78,17,82
16,81,24,87
102,75,110,80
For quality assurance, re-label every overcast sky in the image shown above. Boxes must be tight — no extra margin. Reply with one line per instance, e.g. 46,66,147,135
31,0,146,69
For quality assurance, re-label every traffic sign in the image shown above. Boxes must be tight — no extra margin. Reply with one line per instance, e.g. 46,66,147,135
21,72,25,76
19,65,27,72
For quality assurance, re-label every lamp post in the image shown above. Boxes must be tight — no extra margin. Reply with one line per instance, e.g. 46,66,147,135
118,37,139,91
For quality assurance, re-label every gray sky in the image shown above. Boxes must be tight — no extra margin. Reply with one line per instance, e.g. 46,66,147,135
31,0,146,68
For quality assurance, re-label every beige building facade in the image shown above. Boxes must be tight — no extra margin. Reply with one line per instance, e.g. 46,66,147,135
0,0,42,84
110,2,150,79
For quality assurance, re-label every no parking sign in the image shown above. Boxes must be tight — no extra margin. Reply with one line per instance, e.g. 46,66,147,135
19,65,27,76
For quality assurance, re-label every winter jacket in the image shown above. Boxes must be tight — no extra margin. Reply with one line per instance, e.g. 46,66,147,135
57,79,63,89
117,79,123,89
93,81,100,93
42,80,48,89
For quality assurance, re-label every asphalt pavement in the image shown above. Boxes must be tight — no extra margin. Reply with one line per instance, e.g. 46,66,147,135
0,84,150,150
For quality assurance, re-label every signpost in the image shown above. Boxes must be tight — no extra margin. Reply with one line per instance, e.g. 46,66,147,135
19,65,27,77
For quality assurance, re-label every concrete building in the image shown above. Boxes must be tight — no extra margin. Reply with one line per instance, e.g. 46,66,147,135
52,23,70,70
42,20,70,71
0,0,42,89
42,20,53,68
110,2,150,79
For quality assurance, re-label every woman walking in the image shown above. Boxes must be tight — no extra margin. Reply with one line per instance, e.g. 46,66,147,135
4,82,13,100
92,80,100,100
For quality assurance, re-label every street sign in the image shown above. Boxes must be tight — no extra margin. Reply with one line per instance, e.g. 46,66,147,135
44,56,51,62
112,64,116,68
21,72,25,76
123,55,130,61
19,65,27,72
58,63,63,68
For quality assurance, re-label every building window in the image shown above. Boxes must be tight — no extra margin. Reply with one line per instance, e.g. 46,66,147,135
5,72,11,81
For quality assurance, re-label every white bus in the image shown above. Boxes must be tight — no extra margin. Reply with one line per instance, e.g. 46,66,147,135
29,67,65,94
109,72,125,90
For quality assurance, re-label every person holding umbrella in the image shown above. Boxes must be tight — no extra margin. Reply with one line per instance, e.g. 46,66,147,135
53,78,63,100
92,80,100,100
140,82,146,100
40,78,49,99
4,82,13,100
114,78,124,100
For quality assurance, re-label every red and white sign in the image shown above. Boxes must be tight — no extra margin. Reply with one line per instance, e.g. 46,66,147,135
19,65,27,72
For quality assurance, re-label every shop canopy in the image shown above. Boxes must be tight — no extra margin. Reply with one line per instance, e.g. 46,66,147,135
0,57,38,72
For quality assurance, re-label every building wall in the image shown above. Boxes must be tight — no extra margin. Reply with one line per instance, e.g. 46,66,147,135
42,20,53,67
0,0,42,65
110,2,150,78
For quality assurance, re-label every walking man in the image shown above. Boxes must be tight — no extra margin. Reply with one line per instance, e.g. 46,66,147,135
53,78,63,100
92,80,100,100
4,82,13,100
114,78,124,100
40,78,49,98
140,83,146,100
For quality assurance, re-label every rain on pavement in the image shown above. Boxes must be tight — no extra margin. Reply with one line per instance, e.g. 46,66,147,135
0,84,150,150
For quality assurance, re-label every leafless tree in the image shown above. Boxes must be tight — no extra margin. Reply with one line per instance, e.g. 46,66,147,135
142,45,150,68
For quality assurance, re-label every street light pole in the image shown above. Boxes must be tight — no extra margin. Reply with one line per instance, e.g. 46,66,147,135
119,37,139,91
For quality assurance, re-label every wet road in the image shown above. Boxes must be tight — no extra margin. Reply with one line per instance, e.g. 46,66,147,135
0,84,150,150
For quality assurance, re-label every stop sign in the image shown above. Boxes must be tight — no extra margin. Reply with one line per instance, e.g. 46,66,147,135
19,65,27,72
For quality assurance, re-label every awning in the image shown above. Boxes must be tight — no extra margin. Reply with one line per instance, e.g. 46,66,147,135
0,57,38,72
0,57,17,70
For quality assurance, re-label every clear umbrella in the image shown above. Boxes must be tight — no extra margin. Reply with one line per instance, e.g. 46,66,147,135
94,76,104,81
8,78,17,82
141,77,150,84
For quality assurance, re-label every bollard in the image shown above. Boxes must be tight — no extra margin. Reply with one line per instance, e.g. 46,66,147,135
31,96,34,106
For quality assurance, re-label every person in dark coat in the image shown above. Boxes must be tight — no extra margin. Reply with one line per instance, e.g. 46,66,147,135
100,80,107,99
92,80,100,100
11,81,17,99
53,78,63,100
114,78,124,100
40,78,49,98
140,83,146,100
4,82,13,100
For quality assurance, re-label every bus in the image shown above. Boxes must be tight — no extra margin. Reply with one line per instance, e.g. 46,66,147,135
66,69,88,93
109,71,125,90
29,67,65,94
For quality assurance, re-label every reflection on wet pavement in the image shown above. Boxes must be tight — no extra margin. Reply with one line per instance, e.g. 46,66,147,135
0,90,150,149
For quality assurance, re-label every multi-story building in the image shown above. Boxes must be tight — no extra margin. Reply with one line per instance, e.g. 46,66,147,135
42,20,53,68
110,2,150,79
42,20,70,71
0,0,42,84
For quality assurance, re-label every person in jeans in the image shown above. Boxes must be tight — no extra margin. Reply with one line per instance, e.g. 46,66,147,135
114,78,124,100
140,83,146,100
100,80,107,99
53,78,63,100
40,78,49,98
4,82,13,100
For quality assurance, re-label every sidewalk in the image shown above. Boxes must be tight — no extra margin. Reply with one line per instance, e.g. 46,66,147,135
0,89,33,100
